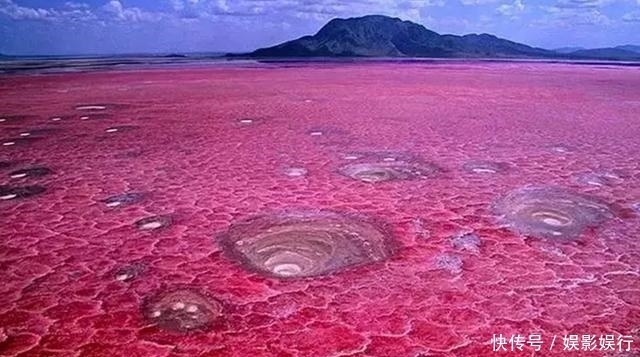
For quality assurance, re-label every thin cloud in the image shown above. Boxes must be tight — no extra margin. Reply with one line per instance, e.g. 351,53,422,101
102,0,165,22
163,0,444,21
460,0,499,5
622,10,640,21
0,0,163,22
553,0,616,8
0,0,94,21
536,4,612,26
496,0,525,17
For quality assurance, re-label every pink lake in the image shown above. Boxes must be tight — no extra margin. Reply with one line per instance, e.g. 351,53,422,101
1,62,639,357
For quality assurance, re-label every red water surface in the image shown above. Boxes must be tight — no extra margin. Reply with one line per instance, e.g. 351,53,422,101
1,62,639,357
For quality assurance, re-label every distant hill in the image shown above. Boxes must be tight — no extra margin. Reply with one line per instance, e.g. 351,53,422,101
162,53,188,58
553,47,585,54
563,47,640,60
615,45,640,53
553,44,640,59
228,15,640,61
234,15,555,59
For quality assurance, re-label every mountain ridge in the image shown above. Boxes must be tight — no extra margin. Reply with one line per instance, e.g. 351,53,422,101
567,47,640,60
229,15,640,61
241,15,554,58
615,45,640,53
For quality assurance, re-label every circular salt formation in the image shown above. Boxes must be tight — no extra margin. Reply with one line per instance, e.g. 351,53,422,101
1,137,41,147
9,167,52,179
105,125,138,133
306,127,352,147
0,185,46,200
235,117,266,127
342,153,361,160
135,215,172,231
451,232,481,253
236,117,261,126
142,288,223,333
548,145,572,154
113,263,146,282
463,161,510,174
338,161,441,183
283,167,308,178
79,113,111,121
102,192,144,208
573,171,624,187
434,254,463,274
219,211,394,279
493,186,614,241
19,128,59,137
75,104,108,111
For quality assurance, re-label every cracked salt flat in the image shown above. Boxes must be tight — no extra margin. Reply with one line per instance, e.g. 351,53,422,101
0,62,638,357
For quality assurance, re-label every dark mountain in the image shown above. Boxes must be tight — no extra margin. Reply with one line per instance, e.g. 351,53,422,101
567,48,640,61
162,53,188,58
552,44,640,60
554,47,585,54
235,15,555,59
614,45,640,53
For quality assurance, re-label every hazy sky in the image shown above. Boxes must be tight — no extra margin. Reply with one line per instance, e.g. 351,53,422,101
1,0,639,55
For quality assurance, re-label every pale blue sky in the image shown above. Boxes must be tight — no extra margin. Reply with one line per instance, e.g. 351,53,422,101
1,0,639,55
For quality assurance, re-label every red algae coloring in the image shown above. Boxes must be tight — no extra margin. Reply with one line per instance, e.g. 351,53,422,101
1,62,639,357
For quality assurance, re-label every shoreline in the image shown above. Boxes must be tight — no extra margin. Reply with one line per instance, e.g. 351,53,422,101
2,56,640,76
